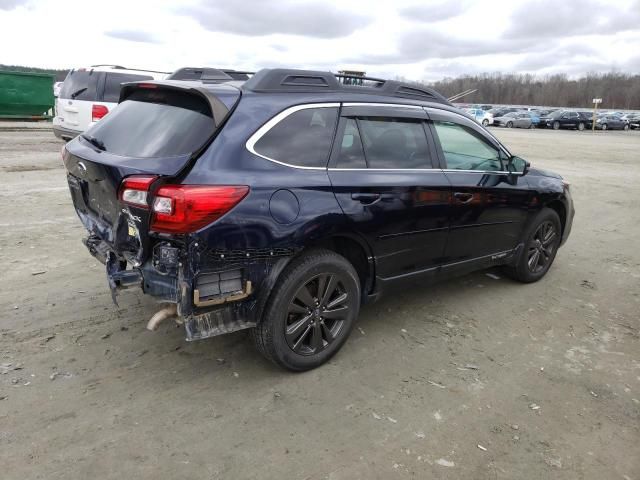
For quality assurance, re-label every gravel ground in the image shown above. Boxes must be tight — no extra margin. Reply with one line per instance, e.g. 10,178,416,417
1,126,639,480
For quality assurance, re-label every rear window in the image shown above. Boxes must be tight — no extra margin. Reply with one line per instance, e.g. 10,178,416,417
59,69,100,100
103,73,154,102
253,107,338,168
85,89,214,158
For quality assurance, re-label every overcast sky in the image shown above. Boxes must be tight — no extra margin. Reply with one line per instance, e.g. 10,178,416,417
1,0,639,82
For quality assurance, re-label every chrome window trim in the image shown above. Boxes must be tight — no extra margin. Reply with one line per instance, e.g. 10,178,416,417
328,167,521,175
245,102,340,170
342,102,423,109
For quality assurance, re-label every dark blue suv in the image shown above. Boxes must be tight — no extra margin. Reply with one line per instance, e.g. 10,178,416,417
62,69,574,371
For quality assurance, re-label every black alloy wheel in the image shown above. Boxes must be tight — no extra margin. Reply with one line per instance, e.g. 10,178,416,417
251,249,360,371
503,208,561,283
285,273,349,355
527,221,557,274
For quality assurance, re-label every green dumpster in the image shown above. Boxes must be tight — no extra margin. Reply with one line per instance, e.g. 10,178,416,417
0,71,55,119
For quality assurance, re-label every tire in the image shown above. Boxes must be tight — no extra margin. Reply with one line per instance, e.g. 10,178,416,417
506,121,513,128
578,122,585,131
552,121,560,130
624,124,629,131
251,249,360,371
503,208,562,283
482,119,489,127
601,123,607,131
529,123,535,129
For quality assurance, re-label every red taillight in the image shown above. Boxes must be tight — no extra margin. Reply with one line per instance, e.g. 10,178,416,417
92,104,109,122
119,175,158,209
137,83,158,89
151,185,249,234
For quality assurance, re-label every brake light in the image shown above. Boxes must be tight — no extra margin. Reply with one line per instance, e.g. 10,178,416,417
92,104,109,122
151,185,249,234
137,83,158,89
119,175,157,208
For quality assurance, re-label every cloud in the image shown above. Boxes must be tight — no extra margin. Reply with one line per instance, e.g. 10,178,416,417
105,29,159,43
504,0,640,40
0,0,28,10
399,1,469,22
179,0,371,38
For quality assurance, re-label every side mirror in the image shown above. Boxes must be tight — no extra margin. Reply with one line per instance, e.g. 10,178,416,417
508,156,530,176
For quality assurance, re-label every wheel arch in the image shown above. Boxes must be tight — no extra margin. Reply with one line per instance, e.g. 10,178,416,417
544,199,567,237
308,233,376,301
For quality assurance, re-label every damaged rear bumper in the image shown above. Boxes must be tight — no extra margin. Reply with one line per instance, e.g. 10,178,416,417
84,234,292,341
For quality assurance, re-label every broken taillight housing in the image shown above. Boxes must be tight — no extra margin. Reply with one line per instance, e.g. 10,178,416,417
119,175,158,208
151,185,249,234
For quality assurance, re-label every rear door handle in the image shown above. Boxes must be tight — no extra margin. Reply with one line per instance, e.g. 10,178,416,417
453,192,474,203
351,193,381,204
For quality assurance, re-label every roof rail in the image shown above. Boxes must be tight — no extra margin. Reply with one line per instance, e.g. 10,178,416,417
90,64,170,74
242,68,449,104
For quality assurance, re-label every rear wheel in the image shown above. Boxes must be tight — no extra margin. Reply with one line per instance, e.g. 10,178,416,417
503,208,561,283
506,121,513,128
552,121,560,130
624,124,630,131
252,249,360,371
578,122,585,131
482,119,489,127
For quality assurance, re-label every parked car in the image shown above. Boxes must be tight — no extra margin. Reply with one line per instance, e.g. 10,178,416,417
61,68,574,371
538,110,590,130
627,115,640,129
488,107,520,119
53,65,167,141
493,112,533,128
167,67,252,81
595,115,630,131
465,107,494,126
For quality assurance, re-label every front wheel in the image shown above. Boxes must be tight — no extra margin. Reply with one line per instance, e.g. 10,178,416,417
624,124,629,131
503,208,562,283
553,121,560,130
252,249,360,371
601,123,607,131
482,119,489,127
578,122,585,131
506,121,513,128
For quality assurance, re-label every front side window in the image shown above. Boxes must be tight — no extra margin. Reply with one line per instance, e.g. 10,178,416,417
253,107,339,168
357,117,431,169
433,121,502,171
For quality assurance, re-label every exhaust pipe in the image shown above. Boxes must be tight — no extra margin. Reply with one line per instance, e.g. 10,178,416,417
147,304,178,331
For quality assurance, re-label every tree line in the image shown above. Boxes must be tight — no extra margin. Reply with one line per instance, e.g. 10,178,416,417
425,72,640,110
0,64,69,82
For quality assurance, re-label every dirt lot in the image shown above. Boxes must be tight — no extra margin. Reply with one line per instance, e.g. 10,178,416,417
1,126,639,480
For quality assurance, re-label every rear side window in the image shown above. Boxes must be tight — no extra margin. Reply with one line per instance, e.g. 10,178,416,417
85,89,214,158
253,107,338,168
102,73,154,102
357,117,431,169
336,119,367,168
59,70,100,100
433,121,502,171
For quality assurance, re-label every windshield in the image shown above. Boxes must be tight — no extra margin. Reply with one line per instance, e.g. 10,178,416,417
59,69,100,100
85,89,214,158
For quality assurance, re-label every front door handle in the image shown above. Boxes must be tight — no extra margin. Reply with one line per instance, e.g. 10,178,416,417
453,192,474,203
351,193,381,204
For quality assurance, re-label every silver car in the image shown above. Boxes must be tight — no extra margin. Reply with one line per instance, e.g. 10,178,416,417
493,112,534,129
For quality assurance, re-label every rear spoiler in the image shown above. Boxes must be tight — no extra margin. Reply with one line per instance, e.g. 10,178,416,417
119,80,240,128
